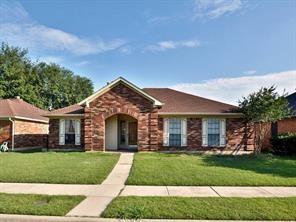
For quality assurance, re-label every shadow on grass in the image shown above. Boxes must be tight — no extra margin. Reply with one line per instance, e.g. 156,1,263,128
11,148,84,154
201,154,296,178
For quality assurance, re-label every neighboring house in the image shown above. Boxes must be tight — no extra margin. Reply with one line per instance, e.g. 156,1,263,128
45,77,255,152
272,92,296,136
0,97,49,149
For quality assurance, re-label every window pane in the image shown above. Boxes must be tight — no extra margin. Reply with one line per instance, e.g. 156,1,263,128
65,120,75,145
208,134,220,146
207,119,220,146
65,120,75,134
169,118,181,146
169,134,181,146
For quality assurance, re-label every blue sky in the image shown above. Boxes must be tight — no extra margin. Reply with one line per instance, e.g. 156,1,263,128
0,0,295,104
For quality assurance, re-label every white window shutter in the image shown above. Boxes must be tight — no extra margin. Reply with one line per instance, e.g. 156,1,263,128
202,119,208,146
181,118,187,146
220,119,226,147
163,118,169,146
75,120,81,145
59,119,65,145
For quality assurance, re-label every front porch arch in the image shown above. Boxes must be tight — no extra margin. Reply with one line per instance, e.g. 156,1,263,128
103,107,139,121
104,113,138,151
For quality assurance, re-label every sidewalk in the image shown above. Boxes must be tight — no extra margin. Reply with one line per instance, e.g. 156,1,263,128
66,152,134,217
121,185,296,197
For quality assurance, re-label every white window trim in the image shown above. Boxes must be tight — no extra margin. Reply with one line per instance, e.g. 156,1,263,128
202,118,226,147
163,118,187,147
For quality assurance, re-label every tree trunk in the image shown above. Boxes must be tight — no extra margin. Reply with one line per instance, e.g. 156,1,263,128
254,122,267,155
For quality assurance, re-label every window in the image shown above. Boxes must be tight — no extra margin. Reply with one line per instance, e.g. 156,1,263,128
207,119,220,146
163,118,187,147
59,119,81,146
65,120,75,145
202,118,226,147
119,120,126,144
169,118,182,146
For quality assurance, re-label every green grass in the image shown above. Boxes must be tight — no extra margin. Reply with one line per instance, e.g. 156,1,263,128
0,152,119,184
127,153,296,186
0,193,84,216
102,196,296,220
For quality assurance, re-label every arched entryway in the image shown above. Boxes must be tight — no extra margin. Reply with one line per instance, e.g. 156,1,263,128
105,114,138,151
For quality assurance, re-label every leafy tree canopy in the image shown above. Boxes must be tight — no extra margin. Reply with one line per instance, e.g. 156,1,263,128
239,86,292,123
0,42,94,109
239,86,292,153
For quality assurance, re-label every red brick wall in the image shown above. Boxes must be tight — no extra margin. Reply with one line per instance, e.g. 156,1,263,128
13,120,48,148
157,117,255,151
85,83,159,151
0,120,11,147
278,117,296,134
48,119,84,149
262,118,296,150
227,118,255,151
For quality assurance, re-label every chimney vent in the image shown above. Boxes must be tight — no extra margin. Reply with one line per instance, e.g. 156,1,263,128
16,96,21,99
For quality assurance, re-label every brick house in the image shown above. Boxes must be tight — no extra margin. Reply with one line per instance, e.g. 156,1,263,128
0,97,49,149
271,92,296,137
45,77,255,152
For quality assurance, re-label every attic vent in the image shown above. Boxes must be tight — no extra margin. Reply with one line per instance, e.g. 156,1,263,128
15,96,21,99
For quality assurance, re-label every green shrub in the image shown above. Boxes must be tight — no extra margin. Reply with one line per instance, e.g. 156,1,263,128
271,133,296,155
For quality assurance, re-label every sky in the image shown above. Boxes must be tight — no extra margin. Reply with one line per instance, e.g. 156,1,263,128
0,0,295,105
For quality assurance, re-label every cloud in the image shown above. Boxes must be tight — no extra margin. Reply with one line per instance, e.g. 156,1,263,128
193,0,243,20
37,56,63,64
0,1,125,56
171,70,296,105
243,70,257,75
119,45,133,54
143,40,200,52
76,60,90,66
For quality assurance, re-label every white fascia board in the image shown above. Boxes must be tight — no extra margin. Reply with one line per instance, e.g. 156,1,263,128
0,116,49,123
78,77,163,106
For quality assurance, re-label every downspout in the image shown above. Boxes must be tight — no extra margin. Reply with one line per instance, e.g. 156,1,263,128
8,118,14,150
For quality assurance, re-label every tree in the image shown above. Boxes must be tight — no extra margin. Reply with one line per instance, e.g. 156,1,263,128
239,86,292,154
0,42,94,109
0,43,39,104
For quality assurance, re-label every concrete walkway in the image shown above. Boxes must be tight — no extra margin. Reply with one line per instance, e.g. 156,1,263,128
121,185,296,197
66,152,134,217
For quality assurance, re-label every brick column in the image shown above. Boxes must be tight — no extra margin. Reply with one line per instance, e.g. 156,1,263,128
149,111,159,151
84,107,92,151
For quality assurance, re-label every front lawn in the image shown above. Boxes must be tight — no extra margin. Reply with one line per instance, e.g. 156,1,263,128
0,193,84,216
102,196,296,220
127,153,296,186
0,152,119,184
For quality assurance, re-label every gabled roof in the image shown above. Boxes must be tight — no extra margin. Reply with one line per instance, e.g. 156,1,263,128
45,78,241,117
286,92,296,115
0,98,49,123
78,77,163,106
143,88,239,115
44,104,84,117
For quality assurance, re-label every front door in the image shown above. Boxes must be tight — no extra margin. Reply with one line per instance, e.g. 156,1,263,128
128,122,137,145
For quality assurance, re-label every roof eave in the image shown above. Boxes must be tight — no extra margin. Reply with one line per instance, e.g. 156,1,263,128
0,116,49,123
